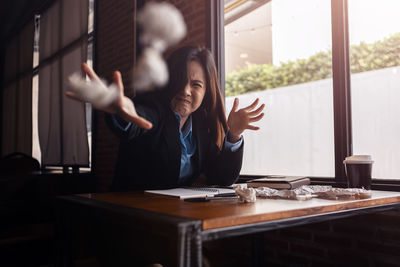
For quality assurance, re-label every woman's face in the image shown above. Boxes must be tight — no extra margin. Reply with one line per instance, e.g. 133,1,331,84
170,60,206,120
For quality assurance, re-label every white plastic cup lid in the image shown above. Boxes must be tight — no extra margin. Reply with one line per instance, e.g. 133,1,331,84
343,155,374,164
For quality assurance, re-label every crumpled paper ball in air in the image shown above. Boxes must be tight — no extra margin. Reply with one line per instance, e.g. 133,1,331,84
67,2,187,105
67,73,119,109
137,1,187,52
133,2,186,90
133,48,168,90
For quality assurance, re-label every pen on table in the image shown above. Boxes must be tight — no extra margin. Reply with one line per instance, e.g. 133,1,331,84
212,193,237,198
184,193,238,202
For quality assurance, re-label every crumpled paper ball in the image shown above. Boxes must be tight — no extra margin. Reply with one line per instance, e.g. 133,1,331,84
67,73,119,109
235,186,257,203
137,1,186,52
67,2,187,106
133,48,168,90
134,1,187,90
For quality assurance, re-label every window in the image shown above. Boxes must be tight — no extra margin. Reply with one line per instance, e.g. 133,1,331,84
224,0,334,177
348,0,400,179
32,0,94,171
32,15,40,162
216,0,400,182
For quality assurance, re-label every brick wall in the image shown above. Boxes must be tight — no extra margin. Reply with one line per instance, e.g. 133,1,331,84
205,210,400,266
94,0,136,191
94,0,207,191
169,0,206,47
265,210,400,266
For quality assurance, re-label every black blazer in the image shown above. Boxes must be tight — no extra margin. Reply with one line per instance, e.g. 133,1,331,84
106,92,244,191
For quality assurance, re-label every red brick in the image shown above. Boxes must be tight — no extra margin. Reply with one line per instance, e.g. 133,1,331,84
357,212,400,229
263,229,280,238
377,228,400,245
331,220,376,238
279,227,313,242
325,248,370,266
371,254,400,267
263,237,289,251
290,242,326,258
275,250,312,265
298,220,332,232
313,233,353,248
356,239,400,255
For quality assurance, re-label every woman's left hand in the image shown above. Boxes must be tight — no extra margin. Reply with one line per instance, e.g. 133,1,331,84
227,98,265,143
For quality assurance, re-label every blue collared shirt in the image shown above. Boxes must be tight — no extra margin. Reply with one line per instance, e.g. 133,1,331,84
111,113,243,181
174,113,243,181
175,114,197,181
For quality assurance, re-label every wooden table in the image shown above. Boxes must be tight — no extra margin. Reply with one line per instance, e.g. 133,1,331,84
56,190,400,267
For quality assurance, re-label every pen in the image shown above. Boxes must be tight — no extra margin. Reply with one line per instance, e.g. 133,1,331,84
184,194,238,202
207,196,239,200
213,193,237,197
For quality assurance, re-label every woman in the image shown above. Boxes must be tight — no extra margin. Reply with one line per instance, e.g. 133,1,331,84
80,46,264,191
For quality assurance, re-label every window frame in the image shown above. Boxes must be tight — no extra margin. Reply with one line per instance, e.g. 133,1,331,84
32,0,95,173
208,0,400,189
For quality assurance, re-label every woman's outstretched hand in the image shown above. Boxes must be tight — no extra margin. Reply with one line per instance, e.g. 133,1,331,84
66,63,152,130
227,98,265,142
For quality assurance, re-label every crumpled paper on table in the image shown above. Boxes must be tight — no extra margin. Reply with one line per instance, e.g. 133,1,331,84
233,184,256,203
304,186,372,200
255,186,314,201
233,184,372,202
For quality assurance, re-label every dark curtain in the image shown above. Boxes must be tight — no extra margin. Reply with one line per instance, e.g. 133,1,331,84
38,0,89,166
2,23,34,156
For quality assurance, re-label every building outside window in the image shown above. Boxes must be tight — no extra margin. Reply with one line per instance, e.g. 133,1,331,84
348,0,400,180
223,0,400,180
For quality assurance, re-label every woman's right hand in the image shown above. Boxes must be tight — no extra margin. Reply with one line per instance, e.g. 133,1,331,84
67,63,152,130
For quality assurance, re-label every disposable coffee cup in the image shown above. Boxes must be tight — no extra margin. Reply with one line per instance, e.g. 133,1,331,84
343,155,374,190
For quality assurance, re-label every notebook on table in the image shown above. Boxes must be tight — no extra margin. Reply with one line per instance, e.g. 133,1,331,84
246,176,310,189
145,187,235,199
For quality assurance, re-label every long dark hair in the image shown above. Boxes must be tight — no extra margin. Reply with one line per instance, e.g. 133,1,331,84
163,46,228,149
